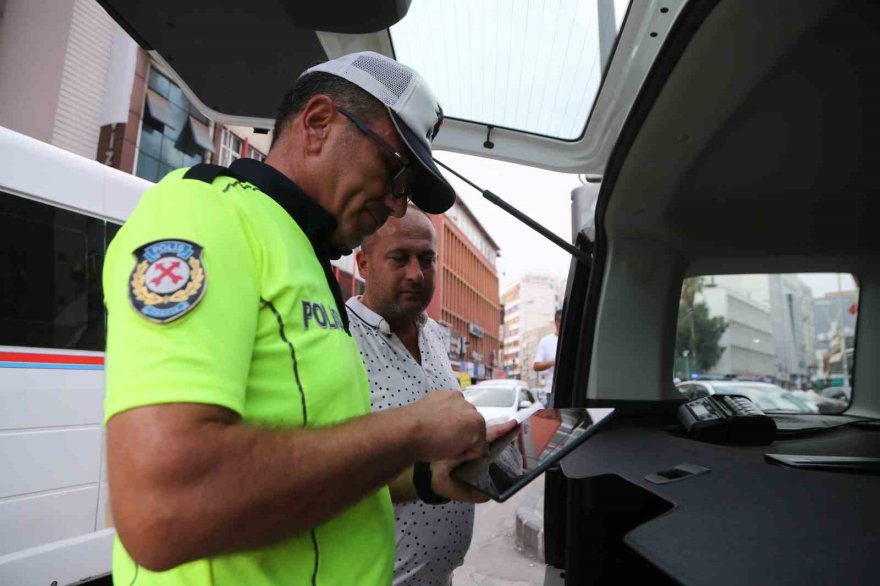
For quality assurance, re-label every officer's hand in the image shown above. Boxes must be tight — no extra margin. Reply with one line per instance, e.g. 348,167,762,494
430,420,519,503
406,390,487,462
430,459,490,503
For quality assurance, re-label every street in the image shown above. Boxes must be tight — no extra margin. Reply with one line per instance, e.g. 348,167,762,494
454,478,546,586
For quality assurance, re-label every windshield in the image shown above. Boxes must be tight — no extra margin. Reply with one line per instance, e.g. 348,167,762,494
391,0,632,140
465,387,516,407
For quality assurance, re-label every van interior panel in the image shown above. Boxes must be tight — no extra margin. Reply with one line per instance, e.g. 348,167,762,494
552,0,880,583
560,418,880,584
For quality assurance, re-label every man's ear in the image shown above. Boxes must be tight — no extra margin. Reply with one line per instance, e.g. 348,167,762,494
300,95,336,154
355,248,369,281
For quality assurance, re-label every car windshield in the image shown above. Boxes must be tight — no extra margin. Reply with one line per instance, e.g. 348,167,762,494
465,387,516,407
391,0,633,140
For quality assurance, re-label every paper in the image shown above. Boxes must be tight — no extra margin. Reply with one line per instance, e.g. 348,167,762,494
513,402,542,424
482,403,543,427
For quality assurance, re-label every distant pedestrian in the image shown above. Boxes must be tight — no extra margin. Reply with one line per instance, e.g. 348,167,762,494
533,308,562,405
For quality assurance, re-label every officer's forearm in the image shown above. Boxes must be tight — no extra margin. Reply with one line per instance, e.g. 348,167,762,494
107,403,423,572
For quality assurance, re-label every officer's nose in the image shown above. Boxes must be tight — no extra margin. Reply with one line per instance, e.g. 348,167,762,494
386,190,408,219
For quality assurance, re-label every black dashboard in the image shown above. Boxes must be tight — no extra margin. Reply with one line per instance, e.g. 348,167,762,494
558,413,880,584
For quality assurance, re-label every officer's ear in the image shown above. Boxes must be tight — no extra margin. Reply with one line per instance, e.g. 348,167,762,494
299,95,335,154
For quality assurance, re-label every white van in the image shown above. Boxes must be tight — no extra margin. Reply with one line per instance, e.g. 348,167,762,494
0,126,151,585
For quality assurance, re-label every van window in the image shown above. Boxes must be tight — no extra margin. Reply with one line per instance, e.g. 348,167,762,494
674,273,858,414
0,192,116,351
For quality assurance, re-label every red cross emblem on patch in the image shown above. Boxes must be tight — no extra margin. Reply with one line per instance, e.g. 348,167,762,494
129,239,207,323
149,260,185,289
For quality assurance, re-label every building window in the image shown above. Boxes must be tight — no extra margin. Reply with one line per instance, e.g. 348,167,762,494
219,128,243,166
136,67,210,182
248,145,266,162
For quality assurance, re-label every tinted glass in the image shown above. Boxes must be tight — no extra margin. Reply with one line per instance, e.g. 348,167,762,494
137,68,205,182
0,192,106,350
135,153,160,182
148,68,170,98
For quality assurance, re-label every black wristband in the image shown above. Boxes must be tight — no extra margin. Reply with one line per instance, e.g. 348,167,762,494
413,461,450,505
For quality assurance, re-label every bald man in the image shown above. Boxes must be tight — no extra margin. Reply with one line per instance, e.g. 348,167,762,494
345,207,476,586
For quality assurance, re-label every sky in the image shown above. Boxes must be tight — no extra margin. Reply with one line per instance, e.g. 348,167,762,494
435,151,580,291
796,273,857,298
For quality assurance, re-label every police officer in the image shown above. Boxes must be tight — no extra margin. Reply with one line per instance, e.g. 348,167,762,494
103,52,510,586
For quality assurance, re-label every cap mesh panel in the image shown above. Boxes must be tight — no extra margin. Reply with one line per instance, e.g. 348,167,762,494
351,55,413,103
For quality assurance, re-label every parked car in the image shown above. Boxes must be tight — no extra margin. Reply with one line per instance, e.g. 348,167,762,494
463,380,539,425
676,381,819,414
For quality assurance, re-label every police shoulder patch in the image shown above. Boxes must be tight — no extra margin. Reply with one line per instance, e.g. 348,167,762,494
129,239,207,323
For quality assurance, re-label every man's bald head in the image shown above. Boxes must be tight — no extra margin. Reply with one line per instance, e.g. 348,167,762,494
356,206,438,327
361,204,435,257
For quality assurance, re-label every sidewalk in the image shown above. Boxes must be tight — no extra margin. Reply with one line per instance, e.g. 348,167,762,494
456,477,545,585
514,478,545,562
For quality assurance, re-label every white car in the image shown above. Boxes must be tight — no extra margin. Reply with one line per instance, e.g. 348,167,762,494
463,380,540,425
676,380,819,414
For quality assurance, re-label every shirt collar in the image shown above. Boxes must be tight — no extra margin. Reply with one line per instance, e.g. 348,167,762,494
346,296,427,334
228,158,350,260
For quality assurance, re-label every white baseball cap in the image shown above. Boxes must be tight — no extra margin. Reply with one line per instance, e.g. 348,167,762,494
301,51,456,214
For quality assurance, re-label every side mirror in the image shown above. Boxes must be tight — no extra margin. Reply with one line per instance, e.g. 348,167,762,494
519,400,532,410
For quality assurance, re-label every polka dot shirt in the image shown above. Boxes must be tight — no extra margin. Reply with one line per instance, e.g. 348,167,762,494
346,297,475,586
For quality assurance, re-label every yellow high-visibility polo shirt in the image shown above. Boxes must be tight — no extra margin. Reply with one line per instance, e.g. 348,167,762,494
103,158,393,586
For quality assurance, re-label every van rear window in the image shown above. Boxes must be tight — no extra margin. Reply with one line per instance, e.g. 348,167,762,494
0,192,118,351
674,273,858,414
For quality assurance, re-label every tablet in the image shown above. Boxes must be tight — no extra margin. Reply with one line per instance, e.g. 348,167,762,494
451,407,615,502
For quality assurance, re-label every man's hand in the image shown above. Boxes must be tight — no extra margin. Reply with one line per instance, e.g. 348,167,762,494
404,390,488,461
430,420,519,503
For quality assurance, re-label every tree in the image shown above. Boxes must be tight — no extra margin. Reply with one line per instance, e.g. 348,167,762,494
675,278,728,377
